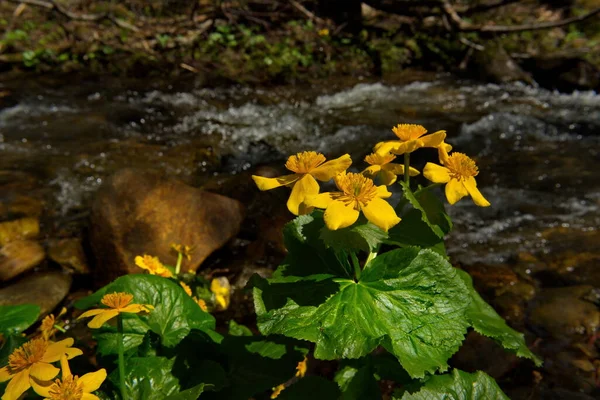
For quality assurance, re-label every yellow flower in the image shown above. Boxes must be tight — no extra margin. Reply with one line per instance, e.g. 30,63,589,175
179,281,193,297
362,153,420,185
38,308,67,340
295,357,307,378
305,172,400,231
252,151,352,215
134,255,173,278
196,298,208,312
77,292,154,329
375,124,446,156
0,338,82,400
271,384,285,399
210,278,231,311
32,355,106,400
171,243,194,261
423,148,490,207
318,28,329,36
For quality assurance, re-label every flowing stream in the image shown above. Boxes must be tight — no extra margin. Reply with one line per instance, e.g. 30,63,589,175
1,75,599,398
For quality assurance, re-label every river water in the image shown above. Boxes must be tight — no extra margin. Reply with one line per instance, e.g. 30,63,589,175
1,75,599,398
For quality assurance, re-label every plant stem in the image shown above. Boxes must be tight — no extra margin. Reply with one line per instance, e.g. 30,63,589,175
175,252,183,275
350,253,361,282
117,314,127,400
404,152,410,186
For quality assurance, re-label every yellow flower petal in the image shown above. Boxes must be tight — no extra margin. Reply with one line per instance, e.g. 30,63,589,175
323,200,360,230
87,310,120,329
0,366,11,382
3,369,30,400
30,376,53,397
119,304,153,314
378,169,398,185
463,177,491,207
29,362,59,381
423,163,451,183
42,338,76,363
375,185,392,199
286,174,319,216
252,174,299,191
79,369,107,393
310,154,352,181
419,130,446,148
445,179,469,205
82,394,101,400
361,165,381,178
361,198,401,231
77,309,105,320
304,192,334,209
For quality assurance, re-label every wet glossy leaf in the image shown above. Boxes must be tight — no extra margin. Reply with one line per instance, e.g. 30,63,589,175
164,383,207,400
0,304,40,334
118,356,180,399
228,320,253,336
253,247,470,378
320,218,388,252
75,274,216,354
396,369,509,400
457,270,542,366
396,183,452,239
335,361,380,400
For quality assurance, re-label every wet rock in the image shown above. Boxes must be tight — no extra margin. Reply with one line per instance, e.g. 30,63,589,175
523,55,600,92
0,271,72,315
529,286,600,340
0,196,44,220
0,240,45,281
462,264,519,295
473,45,533,84
90,169,245,284
48,238,90,274
0,217,40,246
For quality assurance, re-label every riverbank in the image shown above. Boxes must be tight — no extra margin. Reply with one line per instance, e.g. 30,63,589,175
2,1,600,91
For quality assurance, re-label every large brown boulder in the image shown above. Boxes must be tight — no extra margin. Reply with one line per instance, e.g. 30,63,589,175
89,169,245,284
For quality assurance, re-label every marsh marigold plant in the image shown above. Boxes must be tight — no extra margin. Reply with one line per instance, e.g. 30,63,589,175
252,151,351,215
77,292,153,329
0,338,82,400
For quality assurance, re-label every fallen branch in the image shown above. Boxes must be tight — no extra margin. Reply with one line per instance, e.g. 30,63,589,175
440,0,600,33
289,0,326,25
6,0,139,32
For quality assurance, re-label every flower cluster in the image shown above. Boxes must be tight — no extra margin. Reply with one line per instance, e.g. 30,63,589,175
0,337,105,400
252,124,489,232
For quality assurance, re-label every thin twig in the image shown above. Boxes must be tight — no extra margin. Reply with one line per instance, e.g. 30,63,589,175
440,0,600,33
6,0,139,31
289,0,326,25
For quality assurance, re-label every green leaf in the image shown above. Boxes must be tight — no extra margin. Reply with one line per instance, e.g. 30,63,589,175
320,218,388,252
457,270,542,366
396,369,509,400
176,331,307,400
335,361,381,400
276,213,352,279
164,384,207,400
278,377,341,399
387,208,444,250
253,248,470,378
396,183,452,239
118,356,180,400
75,275,216,354
228,320,253,336
0,304,40,335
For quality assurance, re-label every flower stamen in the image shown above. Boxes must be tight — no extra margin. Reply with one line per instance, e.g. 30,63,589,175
48,375,84,400
7,338,48,373
284,151,326,174
445,152,479,180
101,292,134,310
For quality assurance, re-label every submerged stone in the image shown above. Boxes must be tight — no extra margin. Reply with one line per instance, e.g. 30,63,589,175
48,238,90,274
0,217,40,246
0,240,45,281
0,270,72,316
